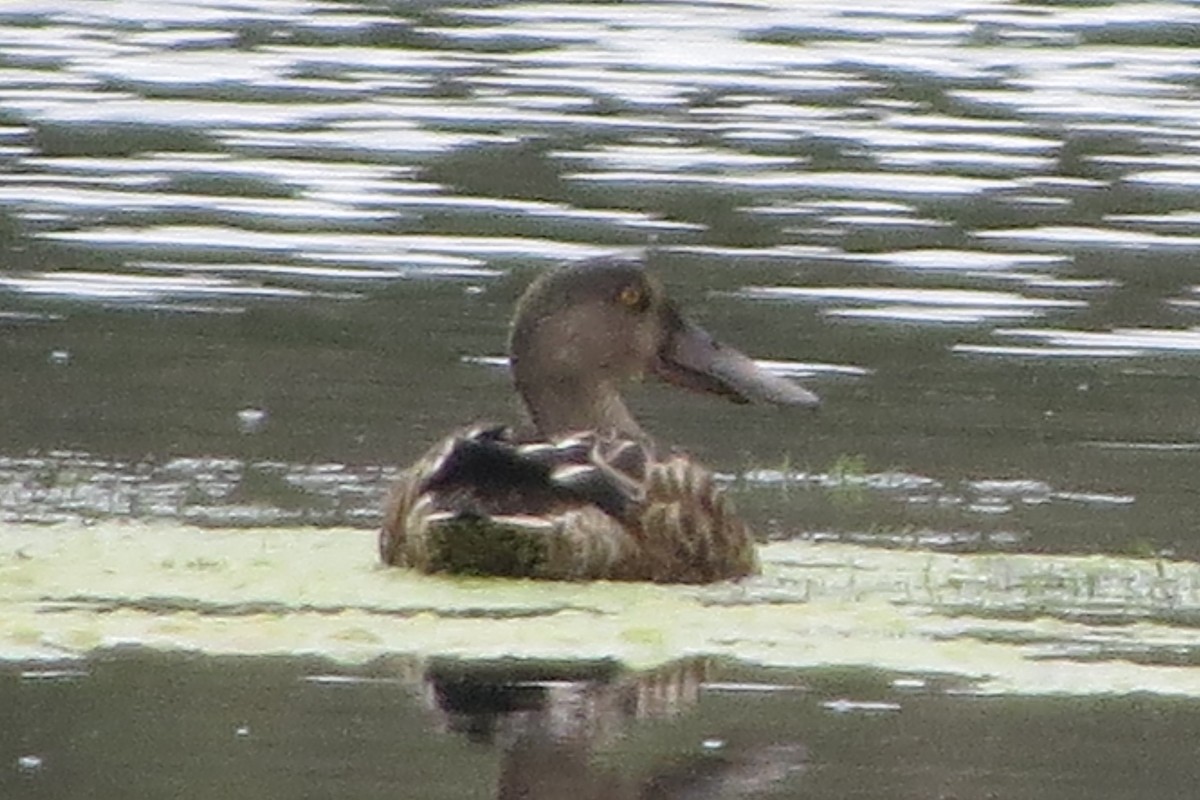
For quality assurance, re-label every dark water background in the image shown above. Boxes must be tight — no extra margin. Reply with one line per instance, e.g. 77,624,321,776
4,0,1200,796
5,653,1199,800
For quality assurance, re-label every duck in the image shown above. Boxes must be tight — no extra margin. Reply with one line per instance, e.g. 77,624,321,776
379,255,819,583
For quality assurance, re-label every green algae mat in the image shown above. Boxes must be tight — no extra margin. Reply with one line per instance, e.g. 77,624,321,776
3,523,1199,696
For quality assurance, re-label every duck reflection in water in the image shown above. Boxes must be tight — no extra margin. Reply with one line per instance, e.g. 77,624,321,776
422,660,808,800
381,256,819,583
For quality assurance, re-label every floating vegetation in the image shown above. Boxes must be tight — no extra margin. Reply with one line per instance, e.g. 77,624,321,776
2,523,1199,697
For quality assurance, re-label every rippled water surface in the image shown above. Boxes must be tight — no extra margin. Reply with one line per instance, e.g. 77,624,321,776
4,0,1200,795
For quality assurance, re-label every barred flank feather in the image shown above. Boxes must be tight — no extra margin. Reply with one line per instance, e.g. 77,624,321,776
379,427,758,583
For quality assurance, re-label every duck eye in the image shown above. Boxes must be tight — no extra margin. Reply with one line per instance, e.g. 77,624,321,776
617,284,645,311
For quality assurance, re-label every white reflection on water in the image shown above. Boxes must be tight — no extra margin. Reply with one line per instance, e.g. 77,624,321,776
220,126,516,157
991,327,1200,354
740,466,1134,519
978,226,1200,252
0,271,317,302
134,259,501,282
40,227,617,263
828,306,1049,324
0,185,400,223
736,285,1085,324
1086,441,1200,453
568,170,1017,199
1108,211,1200,234
953,344,1143,359
876,149,1052,175
835,249,1071,272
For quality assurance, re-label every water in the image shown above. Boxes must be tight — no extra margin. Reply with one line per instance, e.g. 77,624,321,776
3,0,1200,795
7,652,1200,796
4,652,1200,800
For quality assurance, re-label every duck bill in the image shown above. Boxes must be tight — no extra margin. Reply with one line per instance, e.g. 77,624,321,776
653,310,821,408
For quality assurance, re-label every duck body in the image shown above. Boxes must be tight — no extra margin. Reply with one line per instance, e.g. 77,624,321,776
380,256,819,584
381,424,757,582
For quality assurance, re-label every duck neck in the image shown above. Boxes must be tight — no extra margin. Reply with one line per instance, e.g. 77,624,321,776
516,375,646,440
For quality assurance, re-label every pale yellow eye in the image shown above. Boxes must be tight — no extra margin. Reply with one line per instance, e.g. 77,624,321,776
618,284,643,309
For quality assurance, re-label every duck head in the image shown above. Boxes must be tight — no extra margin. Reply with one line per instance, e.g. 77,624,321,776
510,257,820,439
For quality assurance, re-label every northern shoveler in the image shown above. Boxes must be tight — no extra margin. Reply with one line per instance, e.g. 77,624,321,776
380,256,819,583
